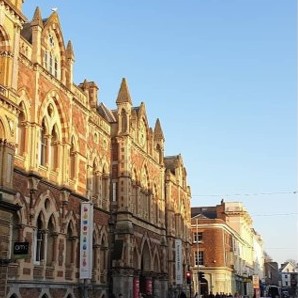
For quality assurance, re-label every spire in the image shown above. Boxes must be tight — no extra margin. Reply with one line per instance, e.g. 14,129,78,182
66,40,75,60
31,7,43,28
154,118,165,141
116,78,132,104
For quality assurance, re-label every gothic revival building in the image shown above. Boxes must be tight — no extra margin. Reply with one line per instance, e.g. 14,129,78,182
0,1,192,297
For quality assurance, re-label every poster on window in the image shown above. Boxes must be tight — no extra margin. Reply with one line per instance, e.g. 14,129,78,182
79,202,93,279
175,239,183,285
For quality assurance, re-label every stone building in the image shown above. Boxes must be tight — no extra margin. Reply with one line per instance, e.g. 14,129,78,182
0,1,191,297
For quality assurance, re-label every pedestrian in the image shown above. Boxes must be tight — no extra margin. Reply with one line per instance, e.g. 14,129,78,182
118,294,123,297
179,291,187,298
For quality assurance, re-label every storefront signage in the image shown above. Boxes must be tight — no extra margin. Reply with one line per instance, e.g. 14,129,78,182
13,242,29,255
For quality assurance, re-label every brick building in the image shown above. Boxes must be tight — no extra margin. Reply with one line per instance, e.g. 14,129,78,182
191,201,263,298
0,1,191,297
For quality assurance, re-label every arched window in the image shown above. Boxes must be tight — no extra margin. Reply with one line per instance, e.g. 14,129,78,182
65,222,74,266
51,125,59,170
40,119,47,166
35,213,45,262
121,109,127,133
46,215,55,266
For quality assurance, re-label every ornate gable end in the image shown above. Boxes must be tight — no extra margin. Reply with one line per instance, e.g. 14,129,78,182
137,102,149,127
41,12,66,79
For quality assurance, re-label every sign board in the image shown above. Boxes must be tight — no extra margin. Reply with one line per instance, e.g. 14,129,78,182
79,202,93,279
14,242,29,255
175,239,183,285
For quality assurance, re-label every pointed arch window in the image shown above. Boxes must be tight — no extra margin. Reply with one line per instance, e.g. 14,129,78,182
51,125,59,170
40,119,47,166
100,235,107,274
65,223,74,266
46,216,55,265
121,109,127,133
35,214,45,262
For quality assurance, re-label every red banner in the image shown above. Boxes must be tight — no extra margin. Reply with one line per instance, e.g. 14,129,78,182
133,277,140,298
146,278,152,295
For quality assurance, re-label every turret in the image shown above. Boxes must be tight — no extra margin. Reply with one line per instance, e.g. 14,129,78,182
116,78,132,134
31,7,43,64
65,40,75,88
79,80,99,108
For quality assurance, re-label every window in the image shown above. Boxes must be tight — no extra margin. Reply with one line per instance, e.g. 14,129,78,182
46,216,55,266
35,214,44,262
40,119,47,166
193,232,202,243
51,125,59,170
195,251,204,266
65,223,74,266
285,274,288,278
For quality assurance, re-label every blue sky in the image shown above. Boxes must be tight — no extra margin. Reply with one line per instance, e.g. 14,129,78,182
23,0,297,265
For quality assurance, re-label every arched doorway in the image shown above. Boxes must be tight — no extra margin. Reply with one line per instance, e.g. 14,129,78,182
139,241,152,296
200,278,209,297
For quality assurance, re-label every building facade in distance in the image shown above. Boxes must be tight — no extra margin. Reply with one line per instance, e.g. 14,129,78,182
0,1,191,297
191,201,264,297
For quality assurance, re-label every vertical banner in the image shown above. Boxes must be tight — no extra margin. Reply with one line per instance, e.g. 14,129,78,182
146,278,153,295
79,202,93,279
175,239,183,285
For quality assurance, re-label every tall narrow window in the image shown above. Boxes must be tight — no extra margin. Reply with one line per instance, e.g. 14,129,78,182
35,214,44,262
44,51,48,69
49,52,53,74
54,57,58,78
65,223,74,266
40,119,47,166
47,216,55,265
121,109,127,133
51,125,58,170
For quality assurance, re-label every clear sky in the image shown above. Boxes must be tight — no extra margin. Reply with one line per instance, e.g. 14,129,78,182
22,0,297,266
